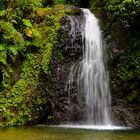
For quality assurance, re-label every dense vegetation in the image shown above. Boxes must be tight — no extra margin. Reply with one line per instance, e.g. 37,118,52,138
0,0,139,127
0,0,71,127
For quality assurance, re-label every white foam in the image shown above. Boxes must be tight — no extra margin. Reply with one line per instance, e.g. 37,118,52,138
51,125,131,130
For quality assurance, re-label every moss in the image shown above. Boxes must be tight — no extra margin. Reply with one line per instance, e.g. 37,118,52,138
127,91,139,102
58,51,65,61
36,7,52,17
65,8,80,15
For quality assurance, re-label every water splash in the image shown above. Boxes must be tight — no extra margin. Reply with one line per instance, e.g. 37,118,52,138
51,124,130,130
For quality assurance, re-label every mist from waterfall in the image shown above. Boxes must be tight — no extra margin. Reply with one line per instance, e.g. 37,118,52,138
68,9,111,126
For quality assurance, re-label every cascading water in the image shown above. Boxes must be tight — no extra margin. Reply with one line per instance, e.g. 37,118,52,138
51,8,130,130
68,9,111,126
80,9,111,125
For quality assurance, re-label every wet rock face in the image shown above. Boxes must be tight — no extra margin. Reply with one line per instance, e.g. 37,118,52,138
60,15,84,58
46,9,84,124
112,100,140,128
104,31,140,128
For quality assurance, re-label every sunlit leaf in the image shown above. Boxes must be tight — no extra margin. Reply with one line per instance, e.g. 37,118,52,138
22,19,32,27
0,51,7,64
25,27,33,37
0,44,5,51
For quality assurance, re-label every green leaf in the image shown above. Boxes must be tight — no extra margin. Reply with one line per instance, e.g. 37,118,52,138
0,10,6,17
0,44,5,51
0,51,7,64
9,46,18,55
22,19,32,27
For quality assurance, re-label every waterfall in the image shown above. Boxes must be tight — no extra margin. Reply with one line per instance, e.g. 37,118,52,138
68,9,111,125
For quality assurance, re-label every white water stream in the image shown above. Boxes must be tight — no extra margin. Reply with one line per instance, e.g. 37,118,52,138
80,9,111,125
68,9,111,126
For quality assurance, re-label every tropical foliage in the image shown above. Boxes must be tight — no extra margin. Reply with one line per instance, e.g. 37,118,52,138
0,0,67,127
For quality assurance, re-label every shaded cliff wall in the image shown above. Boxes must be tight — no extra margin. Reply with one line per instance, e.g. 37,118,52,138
46,8,85,123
